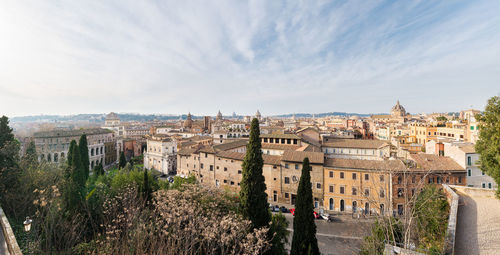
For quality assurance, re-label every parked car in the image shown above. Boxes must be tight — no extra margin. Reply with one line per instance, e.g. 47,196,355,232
280,206,289,213
289,209,321,219
273,205,280,212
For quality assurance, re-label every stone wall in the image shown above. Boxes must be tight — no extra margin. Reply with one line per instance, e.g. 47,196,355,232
442,184,459,255
0,206,22,255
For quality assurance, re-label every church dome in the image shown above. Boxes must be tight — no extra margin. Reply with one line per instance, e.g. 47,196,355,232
391,100,406,117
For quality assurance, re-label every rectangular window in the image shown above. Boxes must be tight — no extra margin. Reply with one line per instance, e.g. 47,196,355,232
412,175,416,184
364,188,370,196
329,185,334,193
340,186,345,194
458,176,462,183
264,138,268,143
379,175,384,182
316,183,321,189
365,174,369,181
295,164,299,170
201,163,204,169
380,189,385,198
210,165,213,171
293,139,297,145
223,180,227,183
398,188,404,198
467,156,472,166
340,172,344,179
329,171,334,178
428,177,433,184
285,193,289,198
352,187,357,195
352,173,357,180
285,163,289,169
284,177,290,184
224,167,227,171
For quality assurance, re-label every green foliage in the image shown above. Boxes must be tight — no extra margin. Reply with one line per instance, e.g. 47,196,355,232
63,142,87,212
360,218,404,255
414,185,449,252
119,151,127,169
110,169,158,195
475,95,500,197
268,212,289,255
436,116,447,122
290,157,320,255
79,135,90,179
0,115,21,217
168,175,197,190
22,140,38,166
239,118,271,229
142,169,152,203
94,162,105,176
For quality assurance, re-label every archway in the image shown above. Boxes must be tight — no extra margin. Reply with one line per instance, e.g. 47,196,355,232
340,199,345,212
54,153,58,162
352,201,357,213
329,198,334,211
365,202,369,215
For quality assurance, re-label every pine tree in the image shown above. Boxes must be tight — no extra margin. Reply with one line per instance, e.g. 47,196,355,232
291,157,320,255
79,135,90,179
239,118,270,229
119,151,127,169
0,116,21,216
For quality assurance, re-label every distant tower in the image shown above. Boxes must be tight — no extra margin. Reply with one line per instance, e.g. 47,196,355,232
183,112,193,128
255,110,262,121
292,113,296,121
216,110,223,122
232,112,237,119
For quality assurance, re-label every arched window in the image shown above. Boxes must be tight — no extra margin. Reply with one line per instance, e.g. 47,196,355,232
40,154,45,161
329,198,334,211
47,153,52,162
91,161,94,169
91,148,94,156
365,202,369,215
352,201,357,212
61,152,65,159
101,147,103,154
54,153,58,162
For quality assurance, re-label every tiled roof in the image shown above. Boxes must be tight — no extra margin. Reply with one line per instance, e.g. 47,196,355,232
410,154,464,171
178,147,200,156
322,138,389,149
213,139,248,151
458,144,476,154
325,158,406,171
281,151,324,164
261,143,301,150
34,128,113,138
215,151,281,165
261,133,301,139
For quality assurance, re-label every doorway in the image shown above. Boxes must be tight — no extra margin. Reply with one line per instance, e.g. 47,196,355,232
329,198,334,211
340,199,345,212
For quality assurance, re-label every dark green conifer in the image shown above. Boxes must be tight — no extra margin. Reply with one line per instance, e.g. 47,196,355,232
239,118,270,229
119,151,126,169
78,135,90,179
290,157,320,255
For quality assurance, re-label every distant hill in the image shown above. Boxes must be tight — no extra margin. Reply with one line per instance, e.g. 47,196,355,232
11,111,384,123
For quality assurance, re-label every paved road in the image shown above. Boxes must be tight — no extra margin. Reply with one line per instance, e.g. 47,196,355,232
0,227,10,255
282,213,373,255
455,191,500,255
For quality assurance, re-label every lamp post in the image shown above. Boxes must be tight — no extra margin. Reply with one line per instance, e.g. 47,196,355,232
23,216,32,232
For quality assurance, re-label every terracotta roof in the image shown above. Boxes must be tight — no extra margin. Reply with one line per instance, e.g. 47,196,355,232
410,154,464,171
261,143,301,151
325,158,406,171
458,144,476,154
213,139,248,151
322,138,389,149
281,151,324,164
261,133,301,139
178,147,200,156
215,151,281,165
34,128,113,138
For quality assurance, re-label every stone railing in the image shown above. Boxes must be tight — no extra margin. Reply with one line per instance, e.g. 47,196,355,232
0,206,22,255
442,184,459,255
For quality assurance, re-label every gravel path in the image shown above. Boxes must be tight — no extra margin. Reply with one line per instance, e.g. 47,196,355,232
455,191,500,255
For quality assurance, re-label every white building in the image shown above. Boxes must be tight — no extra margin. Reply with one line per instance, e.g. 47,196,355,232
322,138,392,160
143,134,177,175
426,139,497,189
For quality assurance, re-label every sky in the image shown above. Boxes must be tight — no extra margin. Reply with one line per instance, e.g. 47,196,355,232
1,0,500,117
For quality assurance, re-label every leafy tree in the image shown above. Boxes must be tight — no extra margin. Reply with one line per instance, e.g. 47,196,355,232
119,151,126,169
268,213,289,255
475,95,500,197
79,135,90,179
360,218,404,255
435,116,447,122
239,118,270,229
291,157,319,255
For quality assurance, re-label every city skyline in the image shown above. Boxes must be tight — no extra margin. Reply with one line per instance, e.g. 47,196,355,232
1,0,500,117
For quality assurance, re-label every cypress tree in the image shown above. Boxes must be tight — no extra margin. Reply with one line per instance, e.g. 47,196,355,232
291,157,320,255
65,140,77,179
79,135,90,179
239,118,270,229
64,142,86,212
22,140,38,166
119,151,126,169
142,169,151,203
95,162,105,176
